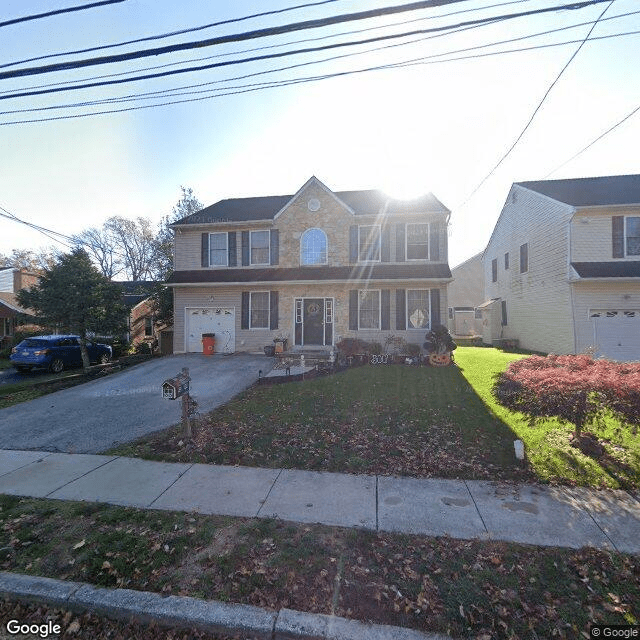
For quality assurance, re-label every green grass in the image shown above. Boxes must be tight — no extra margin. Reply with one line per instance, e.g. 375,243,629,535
455,347,640,488
0,358,13,370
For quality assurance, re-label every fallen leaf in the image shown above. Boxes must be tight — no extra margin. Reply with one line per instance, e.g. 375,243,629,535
72,539,85,550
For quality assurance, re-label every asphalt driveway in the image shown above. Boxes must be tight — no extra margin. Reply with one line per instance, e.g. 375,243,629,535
0,354,271,453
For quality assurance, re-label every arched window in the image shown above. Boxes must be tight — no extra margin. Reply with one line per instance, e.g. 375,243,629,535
301,228,328,265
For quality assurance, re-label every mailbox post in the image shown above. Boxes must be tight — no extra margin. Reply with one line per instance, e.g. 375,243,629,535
162,367,194,438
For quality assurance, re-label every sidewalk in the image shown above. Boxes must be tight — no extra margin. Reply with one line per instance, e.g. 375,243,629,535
1,449,639,554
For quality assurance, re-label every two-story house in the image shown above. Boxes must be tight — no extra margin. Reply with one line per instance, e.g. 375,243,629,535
482,174,640,361
167,176,452,354
0,267,37,345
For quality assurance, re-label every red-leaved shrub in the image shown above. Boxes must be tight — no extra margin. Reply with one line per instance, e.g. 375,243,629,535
493,354,640,437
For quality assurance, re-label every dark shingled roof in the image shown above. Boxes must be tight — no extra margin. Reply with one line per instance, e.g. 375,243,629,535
572,262,640,278
174,189,449,225
168,264,452,285
518,174,640,207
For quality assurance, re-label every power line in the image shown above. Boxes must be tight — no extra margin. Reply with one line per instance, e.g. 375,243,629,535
544,103,640,176
1,0,531,96
0,1,611,101
0,0,514,81
458,0,616,206
6,10,636,116
0,207,74,248
0,0,126,29
0,0,343,68
2,28,636,127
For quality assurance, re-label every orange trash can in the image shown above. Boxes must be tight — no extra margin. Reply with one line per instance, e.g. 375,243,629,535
202,333,216,355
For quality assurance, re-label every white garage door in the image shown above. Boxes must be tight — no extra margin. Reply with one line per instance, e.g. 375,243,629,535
186,308,235,353
591,310,640,362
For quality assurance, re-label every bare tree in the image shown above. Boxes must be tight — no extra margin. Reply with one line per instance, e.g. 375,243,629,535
105,216,157,281
72,226,123,278
0,247,59,273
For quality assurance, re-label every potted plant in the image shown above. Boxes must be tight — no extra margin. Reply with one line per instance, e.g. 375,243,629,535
273,334,289,354
423,324,457,366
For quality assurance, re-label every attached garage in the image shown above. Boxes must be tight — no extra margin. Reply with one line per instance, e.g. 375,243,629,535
590,309,640,362
185,307,235,353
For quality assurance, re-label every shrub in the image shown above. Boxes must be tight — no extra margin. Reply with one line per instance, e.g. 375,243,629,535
493,354,640,438
405,342,421,357
423,324,457,354
368,341,383,356
336,338,372,357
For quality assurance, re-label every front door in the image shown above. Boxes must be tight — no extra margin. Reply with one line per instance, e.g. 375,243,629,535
303,298,324,345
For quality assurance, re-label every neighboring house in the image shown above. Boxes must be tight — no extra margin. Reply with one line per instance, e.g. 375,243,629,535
446,252,483,336
167,176,452,354
0,267,38,344
482,174,640,361
116,281,161,348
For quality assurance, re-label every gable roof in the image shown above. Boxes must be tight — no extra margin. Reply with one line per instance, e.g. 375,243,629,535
173,179,450,225
0,292,32,316
517,174,640,207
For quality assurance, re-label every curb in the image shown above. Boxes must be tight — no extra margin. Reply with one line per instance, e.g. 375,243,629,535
0,572,452,640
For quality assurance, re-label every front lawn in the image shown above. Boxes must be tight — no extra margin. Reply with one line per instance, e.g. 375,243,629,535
1,496,637,639
111,347,640,488
455,347,640,489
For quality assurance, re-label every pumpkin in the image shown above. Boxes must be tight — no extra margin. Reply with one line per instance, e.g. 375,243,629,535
429,352,451,367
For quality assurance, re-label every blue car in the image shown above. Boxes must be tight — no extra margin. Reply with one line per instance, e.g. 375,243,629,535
10,335,112,373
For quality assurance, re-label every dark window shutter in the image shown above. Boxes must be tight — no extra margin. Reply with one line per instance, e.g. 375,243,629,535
492,258,498,282
429,222,440,261
241,231,250,266
501,300,508,326
241,292,249,329
381,289,390,330
396,224,405,262
269,291,279,329
201,233,209,267
228,232,237,267
430,289,441,328
349,226,358,263
612,216,624,258
270,229,279,265
395,289,406,330
349,290,358,330
381,226,391,262
520,243,528,273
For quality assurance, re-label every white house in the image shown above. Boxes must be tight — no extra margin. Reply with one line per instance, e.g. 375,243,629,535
447,252,483,337
482,174,640,361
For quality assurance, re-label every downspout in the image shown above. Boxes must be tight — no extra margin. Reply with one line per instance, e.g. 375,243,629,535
568,208,578,355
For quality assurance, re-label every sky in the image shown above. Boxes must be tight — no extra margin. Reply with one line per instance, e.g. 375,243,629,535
1,0,639,268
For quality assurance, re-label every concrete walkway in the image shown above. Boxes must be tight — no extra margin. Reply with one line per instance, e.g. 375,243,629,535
1,449,639,554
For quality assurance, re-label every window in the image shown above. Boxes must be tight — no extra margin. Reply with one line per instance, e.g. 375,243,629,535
301,228,327,265
520,243,528,273
501,300,508,326
504,252,509,270
249,292,270,328
358,225,381,261
144,317,153,337
250,230,270,265
407,290,430,329
209,232,227,266
492,258,498,282
448,307,453,320
406,223,429,260
626,216,640,256
358,290,380,329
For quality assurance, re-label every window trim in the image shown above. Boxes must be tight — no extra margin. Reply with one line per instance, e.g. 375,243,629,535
405,222,430,261
249,291,270,329
208,232,228,267
358,224,382,262
519,243,529,273
624,215,640,257
300,228,328,265
405,288,431,330
357,288,381,330
250,230,271,266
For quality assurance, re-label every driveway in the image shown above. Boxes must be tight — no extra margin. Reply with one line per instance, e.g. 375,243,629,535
0,354,271,453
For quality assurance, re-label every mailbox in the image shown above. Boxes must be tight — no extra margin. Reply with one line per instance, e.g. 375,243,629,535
162,376,189,400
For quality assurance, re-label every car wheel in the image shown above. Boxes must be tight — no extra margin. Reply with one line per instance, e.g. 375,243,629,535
49,359,64,373
99,353,110,364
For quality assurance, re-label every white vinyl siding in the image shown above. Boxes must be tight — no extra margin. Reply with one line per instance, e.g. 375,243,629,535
484,185,575,354
571,210,640,262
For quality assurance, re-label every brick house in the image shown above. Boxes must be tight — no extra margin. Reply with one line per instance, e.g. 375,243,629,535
167,176,452,354
0,267,38,344
482,174,640,361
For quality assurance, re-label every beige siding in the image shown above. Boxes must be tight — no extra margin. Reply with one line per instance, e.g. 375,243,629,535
571,281,640,354
571,208,640,262
484,185,575,354
173,179,449,271
173,282,447,353
448,253,484,308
